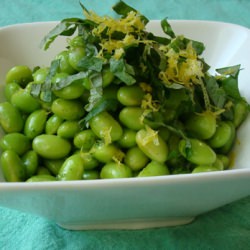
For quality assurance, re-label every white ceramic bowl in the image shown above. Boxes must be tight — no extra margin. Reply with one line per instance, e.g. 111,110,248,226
0,21,249,230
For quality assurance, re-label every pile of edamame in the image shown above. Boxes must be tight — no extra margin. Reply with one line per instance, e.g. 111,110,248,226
0,1,249,182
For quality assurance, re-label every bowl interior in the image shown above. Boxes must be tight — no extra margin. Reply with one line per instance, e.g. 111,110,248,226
0,20,250,182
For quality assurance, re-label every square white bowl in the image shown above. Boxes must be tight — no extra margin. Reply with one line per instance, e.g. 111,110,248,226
0,20,249,230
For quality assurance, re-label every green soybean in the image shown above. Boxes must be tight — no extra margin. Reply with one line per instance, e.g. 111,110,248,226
4,82,21,101
100,162,132,179
73,129,96,150
119,107,145,130
92,142,124,163
22,150,39,177
192,165,219,174
57,154,84,181
26,175,56,182
80,152,99,170
68,47,86,71
0,133,31,155
117,128,137,148
208,121,233,148
124,146,149,171
233,100,249,128
179,138,216,165
89,111,123,143
32,134,71,159
24,109,48,139
43,158,64,176
83,169,100,180
32,67,49,84
51,98,85,120
5,65,33,87
11,89,41,113
117,85,144,106
185,111,216,140
55,50,76,75
136,128,168,162
138,161,169,177
0,102,24,133
57,120,80,139
45,114,64,135
1,150,26,182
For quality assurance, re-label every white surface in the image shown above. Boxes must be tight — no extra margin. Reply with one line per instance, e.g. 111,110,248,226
0,21,249,230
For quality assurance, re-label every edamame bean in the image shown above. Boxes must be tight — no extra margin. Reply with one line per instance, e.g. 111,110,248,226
37,166,52,175
208,121,232,148
57,153,84,181
233,100,249,128
32,67,49,84
80,152,99,170
4,82,21,101
57,120,80,139
73,129,96,150
22,150,39,178
92,141,124,163
32,134,71,159
24,109,48,139
26,175,56,182
117,128,137,148
124,146,149,171
55,50,76,74
43,158,64,175
5,65,33,87
11,89,41,113
136,128,168,162
117,85,145,106
0,133,31,155
68,47,86,71
185,111,216,140
217,154,230,170
0,102,24,133
89,111,123,143
52,73,85,99
45,114,64,135
192,165,219,173
138,161,169,177
83,170,100,180
1,150,26,182
100,162,132,179
119,107,145,130
51,98,85,120
179,138,216,165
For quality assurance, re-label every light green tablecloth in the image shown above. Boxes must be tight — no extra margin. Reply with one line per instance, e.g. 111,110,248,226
0,0,250,249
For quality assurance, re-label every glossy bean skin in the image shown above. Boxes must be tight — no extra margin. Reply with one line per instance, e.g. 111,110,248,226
11,89,41,113
136,128,168,163
100,162,132,179
24,109,48,139
92,142,124,163
55,50,76,75
83,170,100,180
73,129,96,150
89,111,123,143
119,107,145,130
208,121,233,148
4,82,21,101
68,47,86,71
233,100,249,128
0,102,24,133
0,133,31,155
179,138,216,165
80,153,99,170
51,98,85,120
57,154,84,181
124,146,149,171
192,165,219,174
117,128,137,148
32,134,71,159
26,175,57,182
32,67,49,84
5,65,33,87
185,111,216,140
22,150,39,178
138,161,169,177
45,114,64,135
43,158,64,176
1,150,26,182
52,73,85,99
117,85,145,106
57,120,80,139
